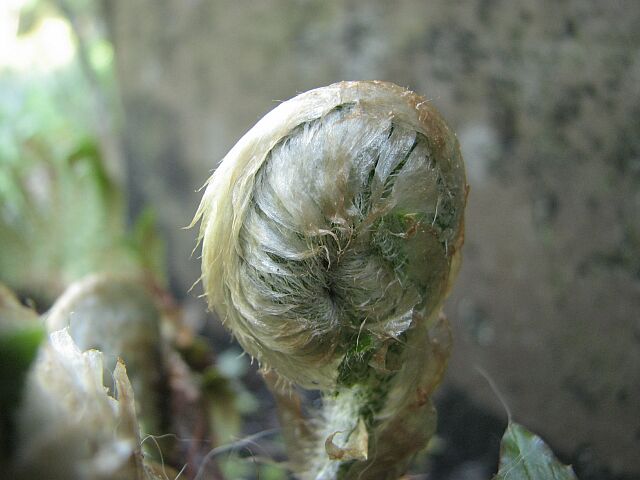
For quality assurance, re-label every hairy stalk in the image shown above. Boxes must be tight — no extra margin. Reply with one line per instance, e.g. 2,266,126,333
194,81,467,479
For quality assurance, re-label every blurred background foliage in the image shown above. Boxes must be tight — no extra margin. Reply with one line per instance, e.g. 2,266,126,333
0,0,639,479
0,2,277,478
0,0,146,304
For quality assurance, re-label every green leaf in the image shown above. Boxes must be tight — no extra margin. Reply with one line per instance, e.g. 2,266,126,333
0,284,44,465
0,326,44,406
494,422,578,480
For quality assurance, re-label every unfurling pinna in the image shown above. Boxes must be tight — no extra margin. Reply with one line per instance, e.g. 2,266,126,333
193,81,467,479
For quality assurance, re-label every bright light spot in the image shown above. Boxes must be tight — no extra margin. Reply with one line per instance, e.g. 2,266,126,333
0,1,76,73
89,40,114,72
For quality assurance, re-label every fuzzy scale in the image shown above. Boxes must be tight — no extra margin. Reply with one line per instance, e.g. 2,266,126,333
195,81,466,478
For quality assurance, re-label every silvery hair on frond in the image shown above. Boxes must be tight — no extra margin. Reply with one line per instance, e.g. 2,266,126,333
194,81,466,479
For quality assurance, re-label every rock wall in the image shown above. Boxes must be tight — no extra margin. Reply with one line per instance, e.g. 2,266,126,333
105,0,640,474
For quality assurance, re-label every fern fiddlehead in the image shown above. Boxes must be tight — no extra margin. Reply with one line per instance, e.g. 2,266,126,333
194,81,467,479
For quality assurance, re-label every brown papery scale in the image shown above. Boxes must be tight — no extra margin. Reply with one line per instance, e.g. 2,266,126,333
194,81,467,479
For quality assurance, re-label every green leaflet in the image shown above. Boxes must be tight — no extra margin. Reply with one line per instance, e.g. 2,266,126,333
494,422,578,480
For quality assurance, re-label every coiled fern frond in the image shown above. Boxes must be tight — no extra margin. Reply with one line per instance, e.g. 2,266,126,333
194,81,467,479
